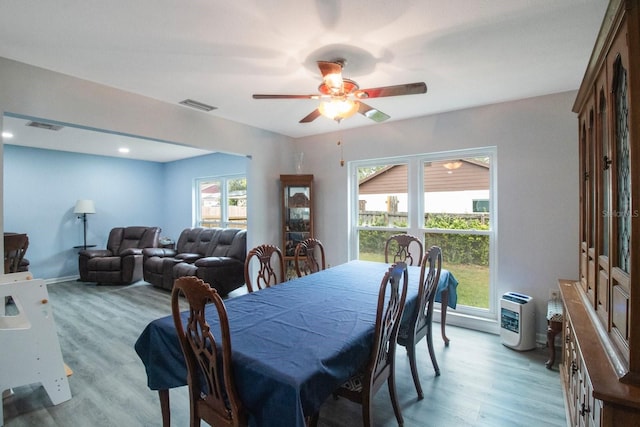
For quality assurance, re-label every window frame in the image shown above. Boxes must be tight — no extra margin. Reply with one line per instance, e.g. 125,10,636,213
349,147,497,322
194,174,247,229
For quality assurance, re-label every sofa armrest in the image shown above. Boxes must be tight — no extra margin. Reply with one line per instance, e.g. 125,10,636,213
79,249,112,258
195,256,245,296
175,253,204,263
120,248,143,256
194,256,240,268
143,248,177,258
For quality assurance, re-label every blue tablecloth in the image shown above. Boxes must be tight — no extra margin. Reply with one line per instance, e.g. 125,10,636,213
135,260,458,427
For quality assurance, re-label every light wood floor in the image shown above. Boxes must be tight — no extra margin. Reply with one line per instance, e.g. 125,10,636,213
2,280,567,427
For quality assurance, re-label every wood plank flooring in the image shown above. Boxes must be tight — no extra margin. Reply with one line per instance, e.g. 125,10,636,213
2,280,567,427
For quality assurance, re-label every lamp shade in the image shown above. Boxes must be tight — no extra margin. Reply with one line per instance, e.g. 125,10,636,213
74,199,96,214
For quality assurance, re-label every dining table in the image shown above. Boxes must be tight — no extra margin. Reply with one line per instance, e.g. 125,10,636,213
134,260,458,427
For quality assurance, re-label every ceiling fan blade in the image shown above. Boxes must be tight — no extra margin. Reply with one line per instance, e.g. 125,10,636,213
355,82,427,99
299,109,322,123
253,94,318,100
358,102,390,123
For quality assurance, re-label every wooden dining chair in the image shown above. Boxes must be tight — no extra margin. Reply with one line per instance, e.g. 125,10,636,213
243,244,285,292
384,233,423,266
293,238,326,277
4,233,29,274
397,246,442,400
330,262,408,427
171,276,247,427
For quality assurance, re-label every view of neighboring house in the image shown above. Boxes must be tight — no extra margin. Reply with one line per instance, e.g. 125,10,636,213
358,159,490,214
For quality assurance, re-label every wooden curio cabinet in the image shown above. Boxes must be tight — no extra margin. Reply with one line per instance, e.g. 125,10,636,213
560,1,640,426
280,174,314,262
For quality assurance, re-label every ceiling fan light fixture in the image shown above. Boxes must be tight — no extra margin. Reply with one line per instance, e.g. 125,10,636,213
318,99,359,121
323,72,343,93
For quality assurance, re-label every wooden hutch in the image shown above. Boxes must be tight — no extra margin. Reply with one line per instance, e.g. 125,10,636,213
560,0,640,425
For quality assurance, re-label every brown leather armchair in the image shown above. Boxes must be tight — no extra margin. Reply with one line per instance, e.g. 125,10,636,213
78,226,160,285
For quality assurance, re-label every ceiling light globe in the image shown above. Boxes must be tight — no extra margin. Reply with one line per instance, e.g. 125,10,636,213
319,99,359,120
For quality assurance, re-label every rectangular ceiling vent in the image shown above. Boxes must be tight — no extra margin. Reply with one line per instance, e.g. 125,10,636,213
26,121,64,131
179,99,217,112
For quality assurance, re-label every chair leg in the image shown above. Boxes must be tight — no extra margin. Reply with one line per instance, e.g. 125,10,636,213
387,372,404,426
427,325,441,377
306,412,319,427
407,341,424,400
362,392,373,427
440,290,451,346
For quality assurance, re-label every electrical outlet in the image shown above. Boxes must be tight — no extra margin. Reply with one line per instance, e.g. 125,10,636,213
549,289,559,300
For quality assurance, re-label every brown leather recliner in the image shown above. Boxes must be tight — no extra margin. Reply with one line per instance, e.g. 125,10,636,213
78,226,160,285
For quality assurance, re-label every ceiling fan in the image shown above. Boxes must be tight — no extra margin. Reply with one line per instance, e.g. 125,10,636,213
252,59,427,123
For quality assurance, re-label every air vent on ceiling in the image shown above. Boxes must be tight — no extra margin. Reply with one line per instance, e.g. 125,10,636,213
26,121,64,131
179,99,217,112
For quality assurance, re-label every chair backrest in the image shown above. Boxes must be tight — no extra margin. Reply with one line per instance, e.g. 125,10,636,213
175,228,205,253
244,244,285,292
368,262,408,387
410,246,442,340
197,228,221,256
171,276,246,427
293,238,326,277
207,229,247,261
4,233,29,274
384,234,423,266
107,226,161,255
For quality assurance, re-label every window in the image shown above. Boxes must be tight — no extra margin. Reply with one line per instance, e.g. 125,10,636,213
472,199,489,213
351,148,495,320
356,161,409,260
195,175,247,229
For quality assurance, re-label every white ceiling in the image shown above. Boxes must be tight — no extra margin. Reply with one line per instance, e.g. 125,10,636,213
1,115,212,162
0,0,608,161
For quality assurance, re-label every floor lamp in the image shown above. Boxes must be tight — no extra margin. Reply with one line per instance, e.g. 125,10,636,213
74,200,95,250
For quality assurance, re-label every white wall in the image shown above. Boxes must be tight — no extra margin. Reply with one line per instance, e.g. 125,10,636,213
296,91,579,335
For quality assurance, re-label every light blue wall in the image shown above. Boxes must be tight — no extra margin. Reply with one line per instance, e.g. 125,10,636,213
162,152,249,240
3,145,246,280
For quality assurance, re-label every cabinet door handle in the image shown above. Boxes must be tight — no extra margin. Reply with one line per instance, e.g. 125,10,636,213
603,155,612,170
571,361,578,375
580,402,590,416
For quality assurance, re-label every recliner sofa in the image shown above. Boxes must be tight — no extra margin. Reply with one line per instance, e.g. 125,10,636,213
79,226,161,285
143,227,246,295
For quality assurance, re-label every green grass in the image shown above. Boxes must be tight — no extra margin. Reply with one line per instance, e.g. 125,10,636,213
359,252,490,309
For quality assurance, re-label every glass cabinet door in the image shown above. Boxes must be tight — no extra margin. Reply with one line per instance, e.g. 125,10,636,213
280,175,314,259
